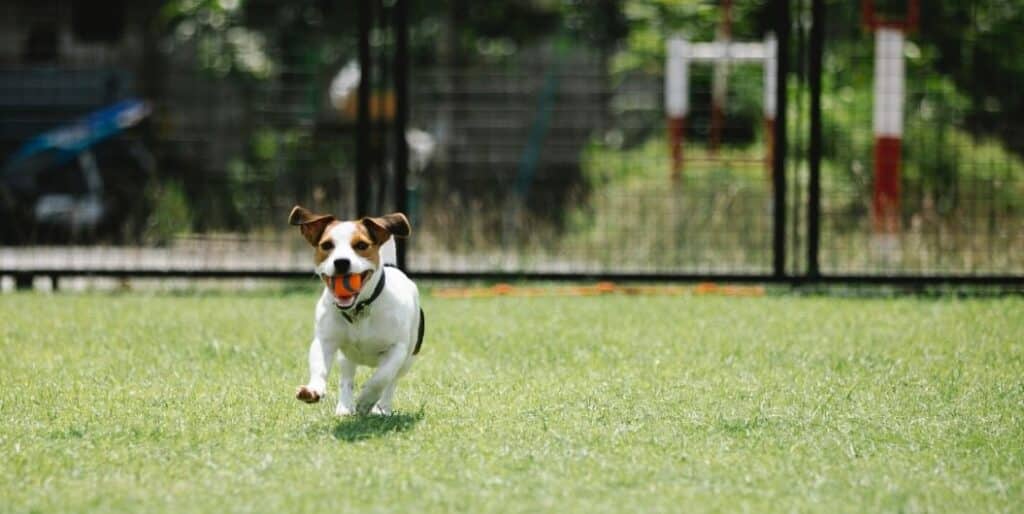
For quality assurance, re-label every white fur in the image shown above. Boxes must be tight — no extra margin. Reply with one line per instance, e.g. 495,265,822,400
298,223,419,416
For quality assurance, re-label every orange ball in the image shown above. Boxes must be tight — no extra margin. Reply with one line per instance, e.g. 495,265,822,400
333,273,363,297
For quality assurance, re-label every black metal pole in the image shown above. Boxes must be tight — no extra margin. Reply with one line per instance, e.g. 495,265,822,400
772,0,790,278
373,0,388,215
393,0,409,269
356,0,372,217
807,0,824,277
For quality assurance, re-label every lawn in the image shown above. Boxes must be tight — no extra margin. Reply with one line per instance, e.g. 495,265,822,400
1,288,1022,513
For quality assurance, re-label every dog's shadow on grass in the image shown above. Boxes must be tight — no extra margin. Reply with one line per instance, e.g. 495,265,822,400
330,409,424,442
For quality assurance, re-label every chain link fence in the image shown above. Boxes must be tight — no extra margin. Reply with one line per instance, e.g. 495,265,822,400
1,0,1021,289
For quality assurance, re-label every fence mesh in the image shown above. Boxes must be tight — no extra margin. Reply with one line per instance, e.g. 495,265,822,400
1,0,1021,286
798,0,1022,276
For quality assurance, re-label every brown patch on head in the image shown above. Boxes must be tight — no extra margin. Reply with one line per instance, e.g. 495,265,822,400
360,213,412,243
289,205,338,264
350,212,412,268
352,222,382,267
313,220,341,265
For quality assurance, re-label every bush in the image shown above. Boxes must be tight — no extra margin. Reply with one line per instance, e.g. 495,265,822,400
143,181,192,245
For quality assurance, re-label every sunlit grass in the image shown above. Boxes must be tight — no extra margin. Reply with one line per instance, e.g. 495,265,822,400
1,289,1022,513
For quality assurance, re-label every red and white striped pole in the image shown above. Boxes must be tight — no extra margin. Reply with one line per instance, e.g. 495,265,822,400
763,33,777,179
666,37,689,182
864,0,918,235
872,27,904,234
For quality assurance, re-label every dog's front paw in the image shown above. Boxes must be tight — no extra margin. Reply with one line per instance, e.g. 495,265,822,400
295,385,322,403
370,404,392,416
335,403,355,417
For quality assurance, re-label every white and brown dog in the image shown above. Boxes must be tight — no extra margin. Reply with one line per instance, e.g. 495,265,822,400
289,205,423,416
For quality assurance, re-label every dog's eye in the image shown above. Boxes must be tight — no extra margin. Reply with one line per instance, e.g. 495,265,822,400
353,241,370,251
320,241,334,251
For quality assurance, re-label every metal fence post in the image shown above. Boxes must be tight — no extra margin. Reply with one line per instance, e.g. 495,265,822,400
772,0,790,279
356,0,372,218
808,0,824,278
393,0,409,269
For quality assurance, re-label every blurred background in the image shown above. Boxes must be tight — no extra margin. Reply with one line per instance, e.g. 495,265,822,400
0,0,1021,287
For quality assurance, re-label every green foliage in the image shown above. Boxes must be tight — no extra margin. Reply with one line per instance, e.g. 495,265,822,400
916,0,1024,153
596,0,1024,221
574,139,774,271
1,292,1022,512
142,180,192,244
574,131,1024,272
219,127,356,228
612,0,769,76
161,0,274,80
821,53,1024,214
904,127,1024,216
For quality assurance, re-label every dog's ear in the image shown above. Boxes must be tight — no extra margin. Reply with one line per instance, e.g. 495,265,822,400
289,205,336,246
361,212,411,244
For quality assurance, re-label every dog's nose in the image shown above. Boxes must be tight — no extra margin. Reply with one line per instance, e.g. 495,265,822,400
333,258,351,274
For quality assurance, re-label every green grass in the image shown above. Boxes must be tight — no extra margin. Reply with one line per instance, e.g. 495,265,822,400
1,289,1022,513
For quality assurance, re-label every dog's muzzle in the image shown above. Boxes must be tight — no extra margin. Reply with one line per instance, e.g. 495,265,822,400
322,270,373,309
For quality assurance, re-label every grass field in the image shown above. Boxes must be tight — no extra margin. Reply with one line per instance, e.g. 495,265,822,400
1,288,1022,513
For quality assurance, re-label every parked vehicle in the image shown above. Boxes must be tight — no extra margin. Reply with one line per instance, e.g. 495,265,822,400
0,99,155,244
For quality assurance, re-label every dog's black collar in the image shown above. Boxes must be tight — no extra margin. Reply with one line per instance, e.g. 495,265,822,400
338,265,391,323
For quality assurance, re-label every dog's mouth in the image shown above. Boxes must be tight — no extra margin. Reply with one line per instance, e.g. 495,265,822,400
322,270,373,309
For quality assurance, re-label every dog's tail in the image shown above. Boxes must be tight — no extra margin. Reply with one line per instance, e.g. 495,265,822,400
380,237,399,268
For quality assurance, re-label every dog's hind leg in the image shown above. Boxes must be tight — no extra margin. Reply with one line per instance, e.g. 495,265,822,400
356,343,411,415
334,355,357,416
372,382,397,416
371,356,415,415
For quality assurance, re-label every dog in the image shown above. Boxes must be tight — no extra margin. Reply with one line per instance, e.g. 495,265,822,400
289,205,424,416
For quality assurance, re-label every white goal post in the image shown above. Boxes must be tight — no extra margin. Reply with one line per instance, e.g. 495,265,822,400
665,34,777,178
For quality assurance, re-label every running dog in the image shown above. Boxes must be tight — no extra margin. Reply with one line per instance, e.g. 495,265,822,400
289,205,423,416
